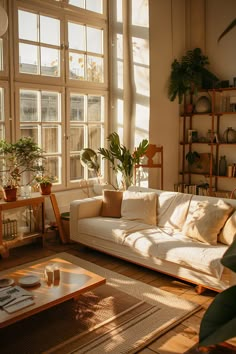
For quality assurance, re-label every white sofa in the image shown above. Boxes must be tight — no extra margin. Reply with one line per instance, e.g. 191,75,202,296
70,186,236,293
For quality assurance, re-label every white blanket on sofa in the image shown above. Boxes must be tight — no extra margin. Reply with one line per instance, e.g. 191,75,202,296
77,217,227,279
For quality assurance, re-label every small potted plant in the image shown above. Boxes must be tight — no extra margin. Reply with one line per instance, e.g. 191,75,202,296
34,174,57,195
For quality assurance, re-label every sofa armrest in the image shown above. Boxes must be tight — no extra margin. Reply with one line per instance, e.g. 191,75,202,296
70,196,103,238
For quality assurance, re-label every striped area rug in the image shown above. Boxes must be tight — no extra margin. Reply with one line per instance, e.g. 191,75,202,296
1,252,201,354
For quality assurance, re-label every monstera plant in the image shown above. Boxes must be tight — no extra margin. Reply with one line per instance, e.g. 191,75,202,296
199,240,236,348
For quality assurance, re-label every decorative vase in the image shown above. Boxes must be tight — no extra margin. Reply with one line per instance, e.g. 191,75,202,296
219,156,227,176
3,187,17,202
223,127,236,143
195,95,211,113
185,104,193,114
122,173,133,190
40,183,52,195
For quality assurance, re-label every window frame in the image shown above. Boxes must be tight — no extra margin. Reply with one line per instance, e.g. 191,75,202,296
14,1,65,86
66,87,108,188
14,81,65,191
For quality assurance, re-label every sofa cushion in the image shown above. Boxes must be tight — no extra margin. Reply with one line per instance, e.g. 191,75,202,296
78,217,151,243
121,190,157,225
101,190,123,218
219,209,236,245
157,192,192,231
182,199,234,245
123,229,227,278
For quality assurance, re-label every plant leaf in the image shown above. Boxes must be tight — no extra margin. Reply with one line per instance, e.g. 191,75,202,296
218,19,236,42
221,240,236,272
199,285,236,347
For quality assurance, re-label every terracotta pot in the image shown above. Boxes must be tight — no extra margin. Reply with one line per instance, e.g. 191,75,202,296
3,187,17,202
40,183,52,195
185,103,193,114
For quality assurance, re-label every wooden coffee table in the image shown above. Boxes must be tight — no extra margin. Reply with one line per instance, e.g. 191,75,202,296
0,256,106,328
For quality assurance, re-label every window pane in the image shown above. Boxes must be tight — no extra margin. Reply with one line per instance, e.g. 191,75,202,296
70,94,84,121
20,90,38,122
88,125,101,150
19,43,39,74
87,55,103,82
45,156,60,181
69,0,103,14
70,155,83,180
20,126,39,143
69,0,84,8
42,126,59,152
40,16,60,46
88,96,102,121
70,126,84,151
87,27,103,54
86,0,103,13
41,47,60,77
68,23,85,51
69,52,85,80
0,39,3,71
18,10,38,42
42,92,60,122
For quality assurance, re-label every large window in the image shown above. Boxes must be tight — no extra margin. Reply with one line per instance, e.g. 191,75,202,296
6,0,108,190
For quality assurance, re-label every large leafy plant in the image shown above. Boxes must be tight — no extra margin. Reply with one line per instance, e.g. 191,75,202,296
199,240,236,347
168,48,219,104
0,137,44,189
98,132,149,190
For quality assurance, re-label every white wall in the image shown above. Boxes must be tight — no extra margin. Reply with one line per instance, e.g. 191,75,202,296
206,0,236,83
149,0,186,191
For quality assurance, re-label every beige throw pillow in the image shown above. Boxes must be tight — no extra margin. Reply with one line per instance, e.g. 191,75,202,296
101,190,123,218
182,199,234,245
219,209,236,245
121,190,157,225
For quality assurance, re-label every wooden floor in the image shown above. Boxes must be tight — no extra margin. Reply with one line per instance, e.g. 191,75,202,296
0,234,235,354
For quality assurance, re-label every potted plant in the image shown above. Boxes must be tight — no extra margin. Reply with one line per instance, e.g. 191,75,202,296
0,137,44,201
168,48,219,108
98,132,149,190
34,174,57,195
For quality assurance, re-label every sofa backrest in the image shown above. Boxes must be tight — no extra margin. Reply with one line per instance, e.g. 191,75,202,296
128,186,236,245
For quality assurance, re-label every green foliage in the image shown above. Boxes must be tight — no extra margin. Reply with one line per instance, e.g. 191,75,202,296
185,151,200,165
168,48,219,104
80,148,100,177
199,240,236,347
98,132,149,189
0,137,44,188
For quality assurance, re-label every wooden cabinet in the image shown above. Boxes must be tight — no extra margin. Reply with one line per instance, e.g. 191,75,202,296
178,88,236,196
0,195,45,258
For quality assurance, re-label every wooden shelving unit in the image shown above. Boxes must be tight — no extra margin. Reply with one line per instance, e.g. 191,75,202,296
179,88,236,196
0,196,45,258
